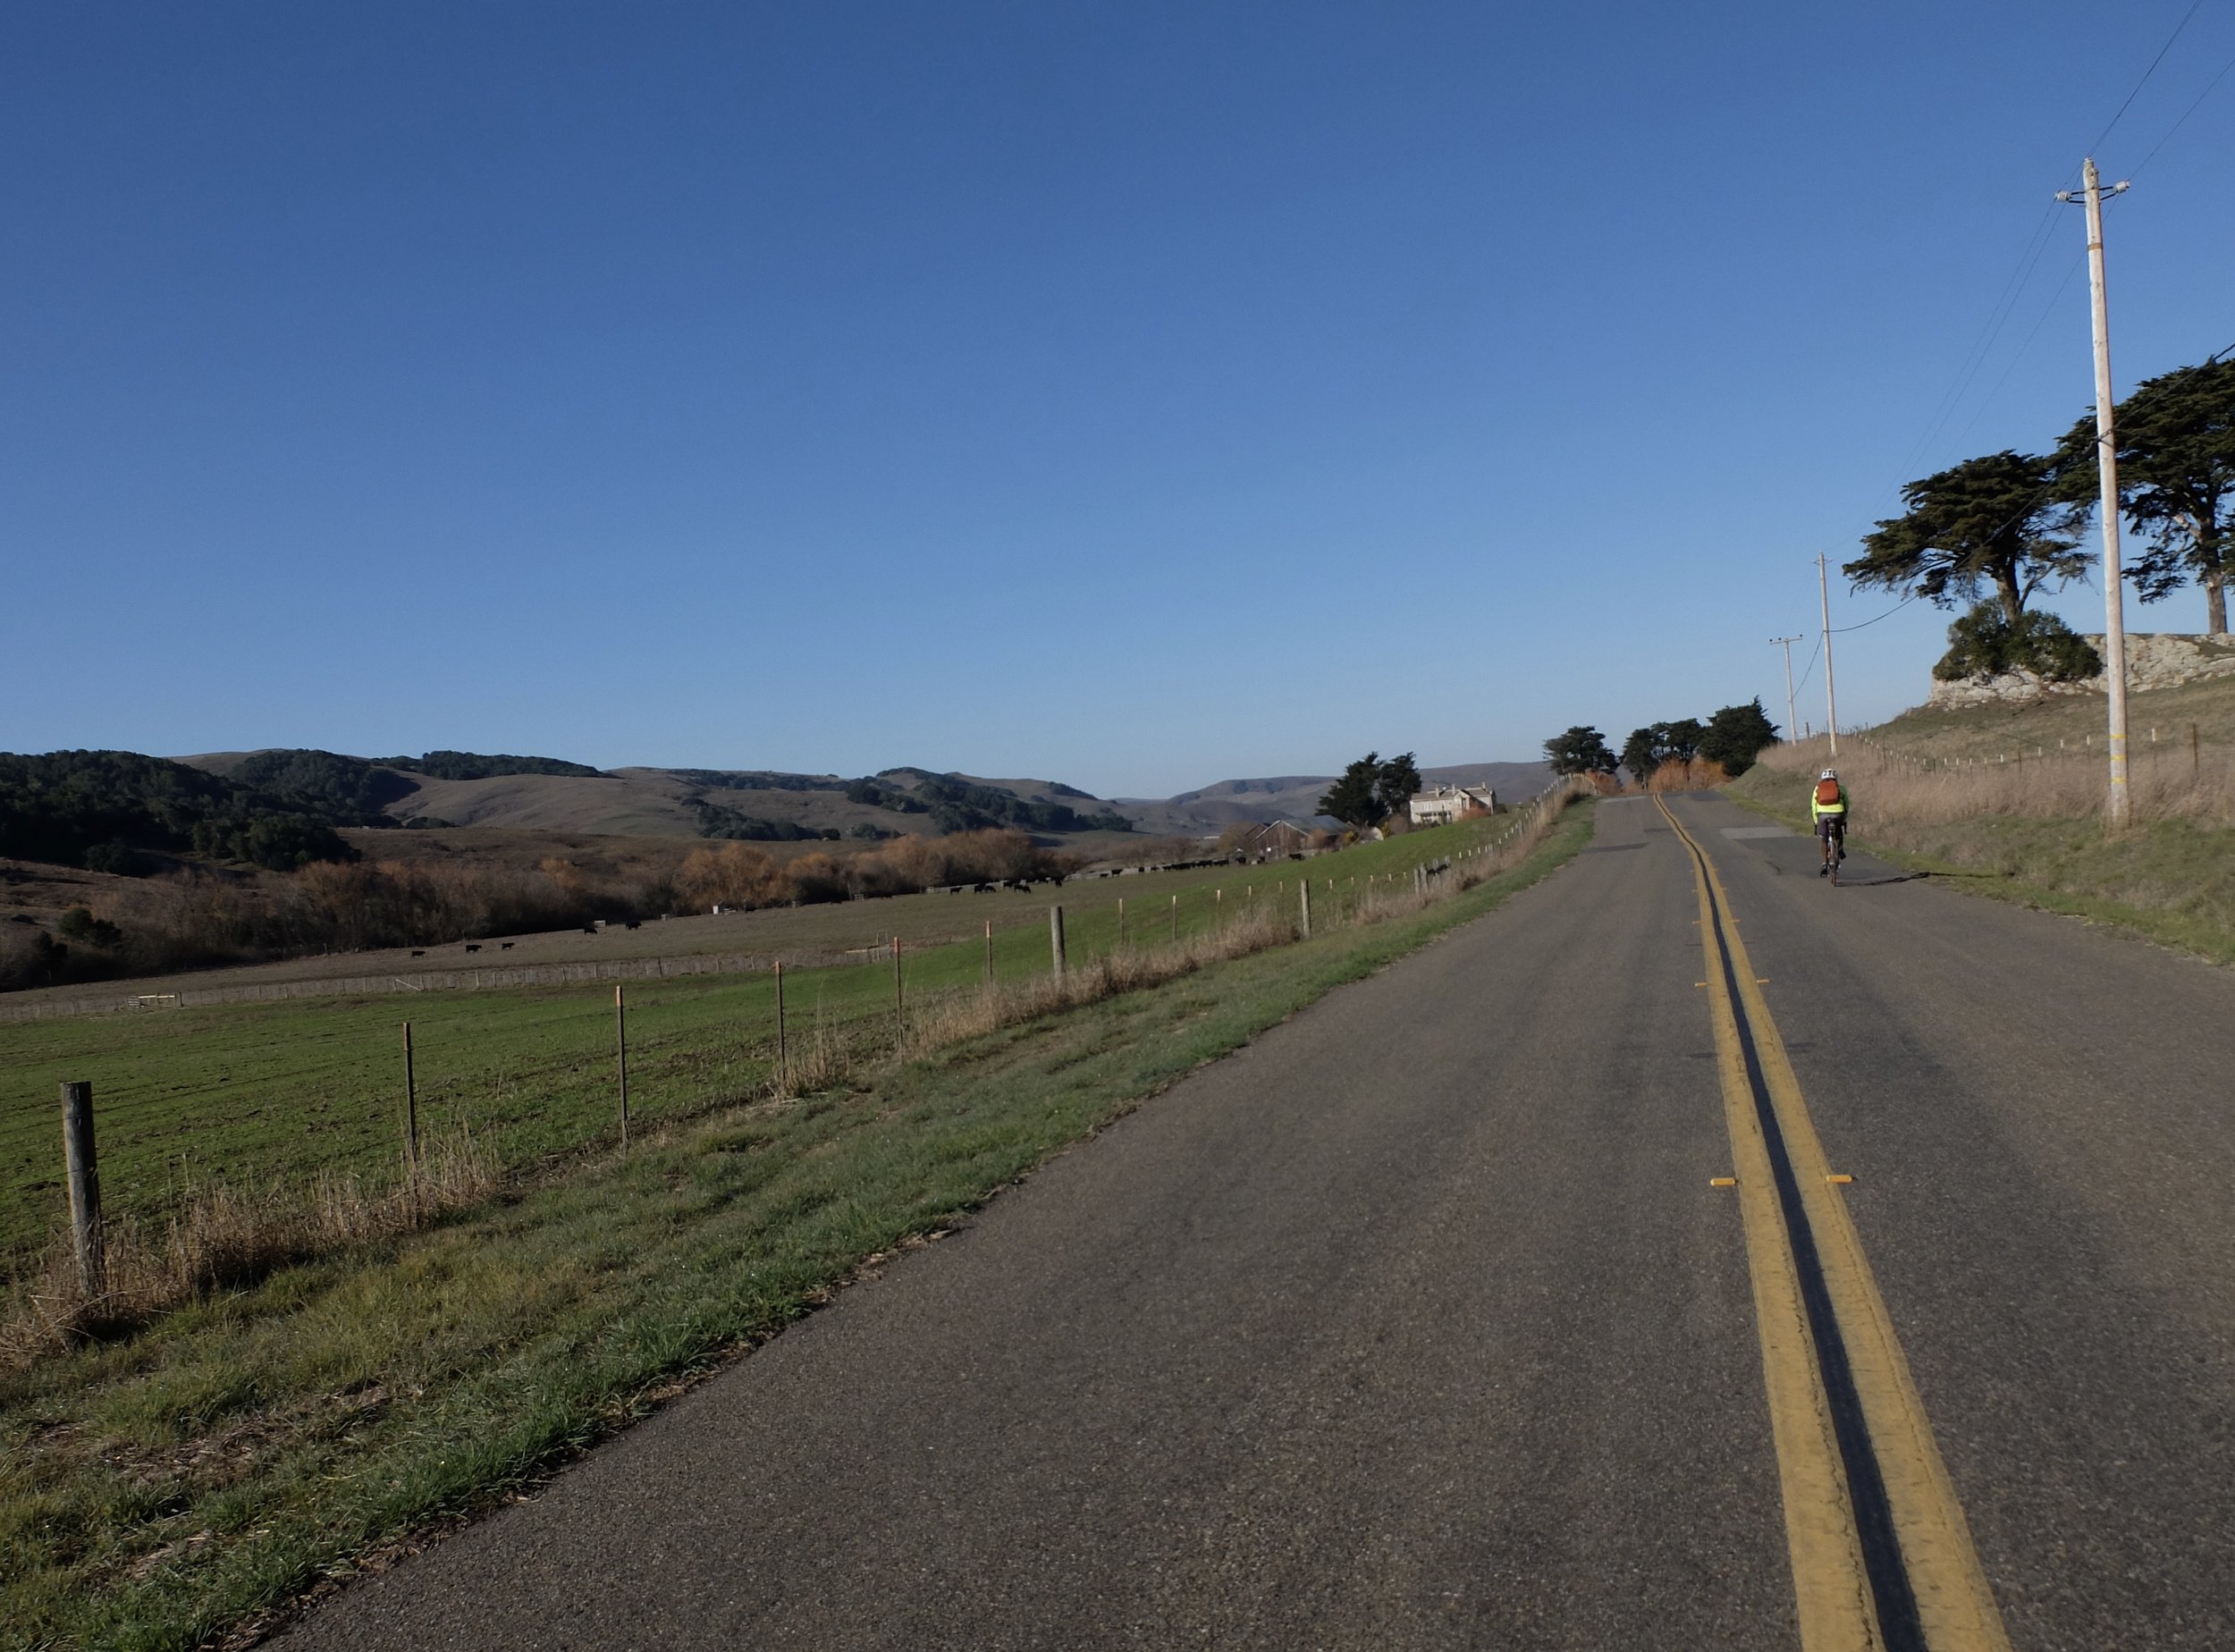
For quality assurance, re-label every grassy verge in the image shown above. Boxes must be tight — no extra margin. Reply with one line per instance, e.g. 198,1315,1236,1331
1725,755,2235,965
1,803,1593,1651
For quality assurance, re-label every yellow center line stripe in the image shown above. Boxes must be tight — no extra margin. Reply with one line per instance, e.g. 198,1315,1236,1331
1657,794,2012,1652
1664,796,1881,1651
1684,802,2013,1649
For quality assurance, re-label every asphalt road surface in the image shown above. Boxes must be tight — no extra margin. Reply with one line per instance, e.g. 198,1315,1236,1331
274,794,2235,1651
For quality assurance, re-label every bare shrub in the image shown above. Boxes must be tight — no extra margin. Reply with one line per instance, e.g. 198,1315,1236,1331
677,842,787,912
1647,758,1731,792
783,852,854,905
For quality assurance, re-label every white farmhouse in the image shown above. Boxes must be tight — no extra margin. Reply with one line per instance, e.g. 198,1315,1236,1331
1407,785,1497,827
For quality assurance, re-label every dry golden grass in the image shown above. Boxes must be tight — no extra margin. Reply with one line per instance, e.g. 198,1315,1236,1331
892,784,1577,1063
1754,732,2235,828
1645,758,1731,792
1733,731,2235,965
1,1125,499,1370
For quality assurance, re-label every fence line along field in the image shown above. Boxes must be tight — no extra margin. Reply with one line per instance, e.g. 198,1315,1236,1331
0,842,1404,1023
0,807,1543,1274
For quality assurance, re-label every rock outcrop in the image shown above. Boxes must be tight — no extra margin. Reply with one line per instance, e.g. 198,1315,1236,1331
1926,632,2235,709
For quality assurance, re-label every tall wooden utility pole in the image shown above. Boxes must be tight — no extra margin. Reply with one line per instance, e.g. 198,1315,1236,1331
1771,635,1801,746
1818,554,1840,758
2062,158,2134,828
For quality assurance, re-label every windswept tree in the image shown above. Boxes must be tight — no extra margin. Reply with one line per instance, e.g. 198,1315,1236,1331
1618,718,1706,786
1619,728,1662,786
1542,727,1617,777
1846,450,2088,626
2054,355,2235,634
1697,699,1779,778
1317,751,1423,830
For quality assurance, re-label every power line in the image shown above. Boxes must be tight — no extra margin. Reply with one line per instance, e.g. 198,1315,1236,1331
1944,250,2087,456
1828,592,1926,634
1890,4,2199,494
1899,205,2066,480
2087,0,2206,156
2130,40,2235,178
1796,631,1825,693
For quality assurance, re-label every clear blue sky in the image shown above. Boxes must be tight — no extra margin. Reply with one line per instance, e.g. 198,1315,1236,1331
6,2,2233,796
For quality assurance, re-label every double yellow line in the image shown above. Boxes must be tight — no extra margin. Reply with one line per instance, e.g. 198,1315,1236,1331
1657,795,2010,1652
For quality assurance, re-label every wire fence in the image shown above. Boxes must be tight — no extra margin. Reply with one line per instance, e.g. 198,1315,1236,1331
0,946,930,1025
2,785,1583,1313
1763,726,2235,828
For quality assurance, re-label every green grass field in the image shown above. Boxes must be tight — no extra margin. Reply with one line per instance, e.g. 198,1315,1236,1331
0,802,1589,1652
1,813,1529,1269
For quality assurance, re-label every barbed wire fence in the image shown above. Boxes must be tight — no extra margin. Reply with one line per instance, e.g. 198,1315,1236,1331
3,782,1583,1341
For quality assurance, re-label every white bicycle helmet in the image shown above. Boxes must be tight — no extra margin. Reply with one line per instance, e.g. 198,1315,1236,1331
1819,769,1837,780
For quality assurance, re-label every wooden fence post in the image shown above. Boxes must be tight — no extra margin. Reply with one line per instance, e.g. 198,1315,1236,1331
401,1021,418,1174
1118,897,1126,947
615,984,629,1151
774,960,787,1094
984,920,995,987
1050,906,1067,977
60,1081,103,1296
1299,879,1311,939
1169,893,1178,943
892,936,905,1051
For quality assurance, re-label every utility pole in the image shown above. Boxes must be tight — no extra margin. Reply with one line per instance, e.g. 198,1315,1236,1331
1817,554,1840,758
2059,158,2133,828
1770,635,1801,746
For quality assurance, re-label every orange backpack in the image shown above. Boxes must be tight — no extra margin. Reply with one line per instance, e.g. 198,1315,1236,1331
1814,779,1842,806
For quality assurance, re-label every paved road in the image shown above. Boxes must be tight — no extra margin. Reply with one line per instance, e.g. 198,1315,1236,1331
275,795,2235,1650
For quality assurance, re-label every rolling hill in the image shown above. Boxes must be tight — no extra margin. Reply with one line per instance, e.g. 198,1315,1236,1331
1114,762,1555,836
161,749,1554,843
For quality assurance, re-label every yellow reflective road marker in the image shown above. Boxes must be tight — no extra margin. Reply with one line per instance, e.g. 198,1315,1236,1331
1657,794,2012,1652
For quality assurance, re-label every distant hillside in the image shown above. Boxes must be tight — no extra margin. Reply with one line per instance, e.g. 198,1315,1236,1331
106,748,1556,851
0,750,354,872
166,752,1143,843
1115,761,1554,835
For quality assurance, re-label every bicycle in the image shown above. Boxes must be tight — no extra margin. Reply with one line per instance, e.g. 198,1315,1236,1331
1817,817,1845,884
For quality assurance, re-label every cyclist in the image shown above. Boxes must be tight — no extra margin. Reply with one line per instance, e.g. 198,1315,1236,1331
1810,768,1848,880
